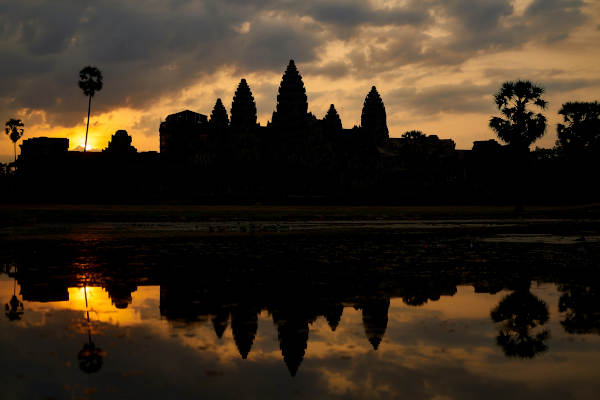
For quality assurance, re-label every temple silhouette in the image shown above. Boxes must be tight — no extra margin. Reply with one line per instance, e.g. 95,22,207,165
3,222,597,376
2,59,600,202
0,59,528,203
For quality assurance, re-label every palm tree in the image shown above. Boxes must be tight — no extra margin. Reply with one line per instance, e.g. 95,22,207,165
4,119,24,162
78,284,104,373
489,80,547,151
78,66,103,152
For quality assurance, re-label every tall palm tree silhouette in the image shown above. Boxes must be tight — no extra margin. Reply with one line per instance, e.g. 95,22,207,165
4,118,24,162
489,80,547,151
78,66,103,152
78,284,104,373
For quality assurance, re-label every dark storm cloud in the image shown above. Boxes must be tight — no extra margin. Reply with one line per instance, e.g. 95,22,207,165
0,0,589,127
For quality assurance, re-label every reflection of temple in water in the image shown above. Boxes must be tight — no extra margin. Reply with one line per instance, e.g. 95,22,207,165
361,298,390,350
3,233,599,377
231,305,258,359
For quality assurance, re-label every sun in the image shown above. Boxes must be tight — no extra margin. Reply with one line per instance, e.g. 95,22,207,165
77,140,97,152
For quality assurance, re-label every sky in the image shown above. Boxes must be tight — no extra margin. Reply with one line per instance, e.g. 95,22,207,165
1,0,599,161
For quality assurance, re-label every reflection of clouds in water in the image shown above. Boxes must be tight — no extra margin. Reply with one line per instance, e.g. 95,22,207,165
1,281,600,399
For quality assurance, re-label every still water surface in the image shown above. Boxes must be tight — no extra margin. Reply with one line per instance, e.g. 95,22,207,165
1,218,599,399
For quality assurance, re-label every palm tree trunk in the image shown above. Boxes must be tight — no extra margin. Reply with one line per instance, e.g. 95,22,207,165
84,95,92,153
13,142,16,162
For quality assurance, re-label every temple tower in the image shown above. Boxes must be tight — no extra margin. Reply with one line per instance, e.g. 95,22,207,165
230,79,257,131
323,104,342,132
361,86,389,145
361,298,390,350
271,60,309,130
209,98,229,131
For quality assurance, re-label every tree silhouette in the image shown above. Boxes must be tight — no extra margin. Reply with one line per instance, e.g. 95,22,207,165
491,288,550,358
401,130,426,141
103,130,137,154
4,118,24,162
78,66,103,152
78,285,104,373
559,283,600,335
361,86,389,146
556,101,600,157
489,80,547,151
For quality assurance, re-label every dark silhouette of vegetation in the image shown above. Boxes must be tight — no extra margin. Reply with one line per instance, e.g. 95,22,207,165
103,130,137,154
491,286,550,358
401,130,426,140
5,118,24,162
556,101,600,157
489,80,547,151
78,66,103,153
559,283,600,335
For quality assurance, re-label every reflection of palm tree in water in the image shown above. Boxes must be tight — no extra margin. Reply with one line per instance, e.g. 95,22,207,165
490,284,550,358
559,283,600,335
5,277,24,321
78,284,104,373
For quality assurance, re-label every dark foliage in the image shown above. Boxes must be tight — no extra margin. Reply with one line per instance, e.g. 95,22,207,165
556,101,600,156
489,80,547,151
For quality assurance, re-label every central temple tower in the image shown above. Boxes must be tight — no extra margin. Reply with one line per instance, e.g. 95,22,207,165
271,60,309,131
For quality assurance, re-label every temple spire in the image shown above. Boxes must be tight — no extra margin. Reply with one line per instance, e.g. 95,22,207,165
230,78,257,131
271,59,308,130
361,298,390,350
210,98,229,131
361,86,389,145
231,307,258,360
323,104,342,132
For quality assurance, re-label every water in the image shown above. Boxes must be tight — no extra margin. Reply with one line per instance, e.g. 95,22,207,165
0,218,599,399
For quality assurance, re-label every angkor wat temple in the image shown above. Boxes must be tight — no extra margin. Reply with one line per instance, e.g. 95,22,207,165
5,60,594,203
158,60,412,198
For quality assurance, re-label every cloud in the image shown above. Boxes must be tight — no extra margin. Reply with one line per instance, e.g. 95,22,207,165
388,82,498,116
0,0,592,134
